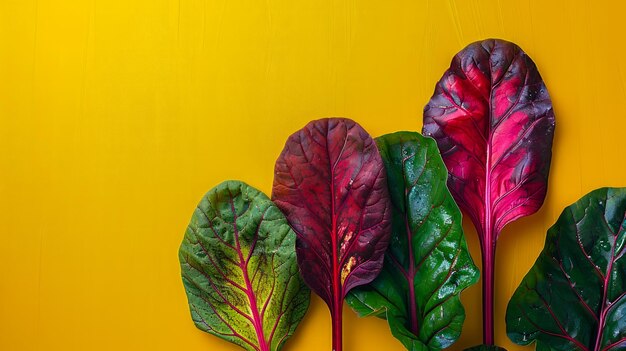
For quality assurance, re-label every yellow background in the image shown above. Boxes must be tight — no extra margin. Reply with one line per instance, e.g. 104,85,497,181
1,0,625,350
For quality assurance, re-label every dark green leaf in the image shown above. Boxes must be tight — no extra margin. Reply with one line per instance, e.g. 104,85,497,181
346,132,479,351
506,187,626,351
179,181,310,351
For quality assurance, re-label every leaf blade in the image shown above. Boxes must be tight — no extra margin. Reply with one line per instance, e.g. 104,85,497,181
272,118,392,350
346,132,479,351
506,187,626,351
179,181,310,351
423,38,555,241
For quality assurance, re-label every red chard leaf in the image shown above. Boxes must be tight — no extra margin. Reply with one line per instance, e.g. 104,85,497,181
423,39,555,346
272,118,392,351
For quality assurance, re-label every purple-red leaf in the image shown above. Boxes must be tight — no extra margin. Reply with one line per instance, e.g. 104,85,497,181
272,118,392,351
423,39,555,346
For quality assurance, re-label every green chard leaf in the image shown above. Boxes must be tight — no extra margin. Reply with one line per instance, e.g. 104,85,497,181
506,187,626,351
346,132,480,351
179,181,310,351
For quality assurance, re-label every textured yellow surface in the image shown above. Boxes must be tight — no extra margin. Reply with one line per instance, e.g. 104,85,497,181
1,1,626,350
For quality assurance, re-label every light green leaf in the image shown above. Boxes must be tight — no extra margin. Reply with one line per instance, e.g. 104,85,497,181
179,181,310,351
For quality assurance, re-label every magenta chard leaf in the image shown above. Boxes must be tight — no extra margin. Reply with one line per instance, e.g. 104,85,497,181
179,181,310,351
346,132,479,351
507,187,626,351
272,118,392,351
423,38,555,346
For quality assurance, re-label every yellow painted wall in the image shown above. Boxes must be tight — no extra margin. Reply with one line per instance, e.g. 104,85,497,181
1,1,625,350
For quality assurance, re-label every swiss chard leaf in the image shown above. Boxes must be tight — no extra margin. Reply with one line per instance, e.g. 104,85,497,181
179,181,310,351
346,132,479,351
423,38,555,345
272,118,392,351
506,187,626,351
